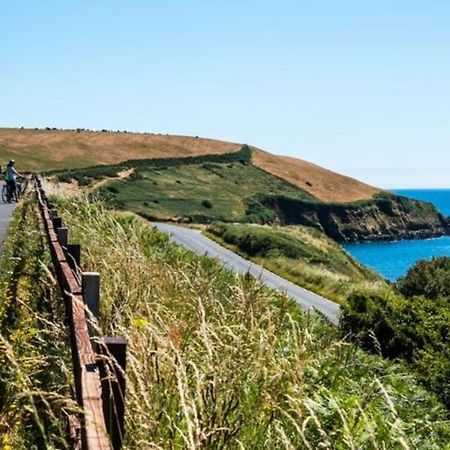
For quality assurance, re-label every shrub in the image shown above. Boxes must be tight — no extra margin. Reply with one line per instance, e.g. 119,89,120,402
342,257,450,407
107,185,119,194
397,256,450,299
201,199,213,209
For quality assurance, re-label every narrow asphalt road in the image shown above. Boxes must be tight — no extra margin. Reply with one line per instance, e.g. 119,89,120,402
0,183,16,254
152,222,341,323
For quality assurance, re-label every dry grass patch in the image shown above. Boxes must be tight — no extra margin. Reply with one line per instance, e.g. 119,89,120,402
0,128,240,171
252,149,380,203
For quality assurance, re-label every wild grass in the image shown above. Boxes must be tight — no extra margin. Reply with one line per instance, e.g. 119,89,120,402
55,194,450,449
0,197,75,449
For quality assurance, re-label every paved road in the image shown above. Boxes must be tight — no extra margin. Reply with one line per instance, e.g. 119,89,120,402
152,223,341,323
0,184,15,254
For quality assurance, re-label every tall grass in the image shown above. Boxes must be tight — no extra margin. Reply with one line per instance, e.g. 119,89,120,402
0,197,75,449
56,195,450,449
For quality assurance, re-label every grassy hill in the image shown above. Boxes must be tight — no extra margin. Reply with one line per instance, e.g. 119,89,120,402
0,127,379,202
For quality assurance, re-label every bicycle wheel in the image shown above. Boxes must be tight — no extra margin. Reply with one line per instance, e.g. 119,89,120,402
1,185,8,203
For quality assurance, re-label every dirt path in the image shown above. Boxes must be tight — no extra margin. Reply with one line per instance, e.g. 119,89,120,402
90,168,134,190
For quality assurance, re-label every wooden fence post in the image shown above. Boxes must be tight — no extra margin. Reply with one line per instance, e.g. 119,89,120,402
57,227,68,247
53,216,63,229
67,244,81,270
49,208,58,220
82,272,101,320
99,337,127,450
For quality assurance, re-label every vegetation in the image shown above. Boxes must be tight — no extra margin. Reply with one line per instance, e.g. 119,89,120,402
397,256,450,299
0,198,73,449
48,146,448,242
50,194,450,448
45,148,447,248
207,223,387,304
341,256,450,409
92,157,315,223
51,145,254,186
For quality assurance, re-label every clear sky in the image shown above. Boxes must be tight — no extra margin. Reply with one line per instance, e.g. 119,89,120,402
2,1,449,188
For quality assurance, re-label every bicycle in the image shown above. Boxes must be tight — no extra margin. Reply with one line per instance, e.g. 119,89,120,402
1,178,27,203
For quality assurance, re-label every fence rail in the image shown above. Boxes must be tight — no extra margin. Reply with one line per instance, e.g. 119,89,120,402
33,176,126,450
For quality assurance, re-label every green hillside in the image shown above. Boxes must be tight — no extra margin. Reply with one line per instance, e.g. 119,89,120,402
50,146,450,242
101,162,315,222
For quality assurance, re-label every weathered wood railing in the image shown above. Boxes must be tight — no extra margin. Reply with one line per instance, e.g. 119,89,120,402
33,176,126,450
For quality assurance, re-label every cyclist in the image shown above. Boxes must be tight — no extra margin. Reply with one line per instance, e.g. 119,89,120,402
5,160,23,202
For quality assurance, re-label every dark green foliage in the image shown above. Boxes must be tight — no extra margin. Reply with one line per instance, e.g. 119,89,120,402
107,185,120,194
58,173,72,183
201,199,213,209
209,223,376,282
212,223,318,259
51,144,253,184
56,164,120,183
341,257,450,407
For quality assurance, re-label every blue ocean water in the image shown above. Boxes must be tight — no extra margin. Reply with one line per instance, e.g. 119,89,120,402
344,189,450,281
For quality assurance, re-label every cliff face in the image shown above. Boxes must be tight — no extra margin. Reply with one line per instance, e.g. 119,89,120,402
248,193,450,242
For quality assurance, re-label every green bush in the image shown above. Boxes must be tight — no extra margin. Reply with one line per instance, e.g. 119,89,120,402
397,256,450,299
201,199,213,209
341,257,450,407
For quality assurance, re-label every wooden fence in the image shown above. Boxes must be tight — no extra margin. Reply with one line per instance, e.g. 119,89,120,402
33,176,126,450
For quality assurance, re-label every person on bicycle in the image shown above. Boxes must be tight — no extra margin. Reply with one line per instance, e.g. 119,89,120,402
5,160,22,202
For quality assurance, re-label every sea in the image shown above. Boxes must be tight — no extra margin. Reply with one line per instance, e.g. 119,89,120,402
344,189,450,281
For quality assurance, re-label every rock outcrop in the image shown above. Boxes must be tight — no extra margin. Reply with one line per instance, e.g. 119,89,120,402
247,193,450,243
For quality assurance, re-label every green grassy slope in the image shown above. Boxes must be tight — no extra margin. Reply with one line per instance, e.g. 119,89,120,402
207,223,388,304
102,162,315,222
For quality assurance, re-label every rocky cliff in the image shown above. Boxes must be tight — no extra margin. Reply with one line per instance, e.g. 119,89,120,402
246,193,450,242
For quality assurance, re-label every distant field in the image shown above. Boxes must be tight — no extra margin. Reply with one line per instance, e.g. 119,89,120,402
0,128,380,202
0,128,239,171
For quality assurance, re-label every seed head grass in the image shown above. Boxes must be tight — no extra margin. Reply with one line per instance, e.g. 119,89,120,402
54,194,450,449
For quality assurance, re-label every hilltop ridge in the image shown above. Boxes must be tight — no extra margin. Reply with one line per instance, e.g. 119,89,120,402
0,127,378,203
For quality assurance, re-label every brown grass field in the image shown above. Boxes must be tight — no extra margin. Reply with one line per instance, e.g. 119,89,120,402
0,128,380,202
0,128,239,170
253,149,380,202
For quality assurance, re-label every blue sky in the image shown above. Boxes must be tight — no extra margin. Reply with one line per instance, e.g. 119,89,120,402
1,1,449,188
